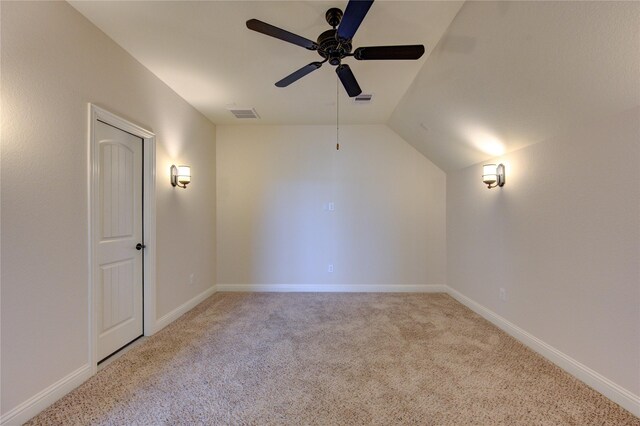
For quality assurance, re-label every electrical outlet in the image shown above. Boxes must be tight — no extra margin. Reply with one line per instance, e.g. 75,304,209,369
328,264,334,273
328,202,335,211
499,287,507,301
189,273,195,286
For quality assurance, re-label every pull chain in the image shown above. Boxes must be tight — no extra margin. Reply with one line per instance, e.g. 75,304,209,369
336,76,340,150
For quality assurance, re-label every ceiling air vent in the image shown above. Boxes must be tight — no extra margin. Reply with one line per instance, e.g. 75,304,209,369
353,94,373,104
227,107,260,119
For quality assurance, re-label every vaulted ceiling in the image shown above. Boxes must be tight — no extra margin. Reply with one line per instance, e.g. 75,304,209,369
68,1,464,125
389,1,640,170
69,1,639,171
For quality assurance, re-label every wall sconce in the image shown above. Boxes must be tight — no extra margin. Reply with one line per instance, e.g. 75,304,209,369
482,163,505,189
171,165,191,189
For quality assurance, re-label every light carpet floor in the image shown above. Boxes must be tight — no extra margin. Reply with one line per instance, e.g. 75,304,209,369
28,293,639,425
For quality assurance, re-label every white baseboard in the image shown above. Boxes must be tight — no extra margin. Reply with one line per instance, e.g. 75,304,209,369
153,286,216,333
446,286,640,417
0,364,92,426
216,283,447,293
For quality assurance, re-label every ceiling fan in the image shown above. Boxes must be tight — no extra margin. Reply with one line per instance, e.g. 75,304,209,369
246,0,425,97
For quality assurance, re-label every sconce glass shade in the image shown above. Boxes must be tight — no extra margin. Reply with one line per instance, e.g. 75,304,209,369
482,163,505,189
177,166,191,185
482,164,498,186
171,165,191,188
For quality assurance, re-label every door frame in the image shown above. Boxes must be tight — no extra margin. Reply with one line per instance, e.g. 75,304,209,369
88,104,157,373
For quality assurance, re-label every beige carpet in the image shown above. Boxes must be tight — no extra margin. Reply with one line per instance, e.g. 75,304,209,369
28,293,638,425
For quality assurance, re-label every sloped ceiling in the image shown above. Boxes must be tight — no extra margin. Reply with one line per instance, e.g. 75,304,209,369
389,1,640,171
69,1,639,171
68,1,463,125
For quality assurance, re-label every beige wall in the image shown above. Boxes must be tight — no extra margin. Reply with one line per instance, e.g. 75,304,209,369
1,1,216,415
447,107,640,396
217,124,446,288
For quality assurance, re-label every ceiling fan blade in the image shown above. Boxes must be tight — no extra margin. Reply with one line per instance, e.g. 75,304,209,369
246,19,318,50
337,0,374,41
336,64,362,97
275,62,323,87
354,45,425,60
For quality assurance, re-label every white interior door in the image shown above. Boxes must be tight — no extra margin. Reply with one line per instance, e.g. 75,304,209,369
96,120,143,361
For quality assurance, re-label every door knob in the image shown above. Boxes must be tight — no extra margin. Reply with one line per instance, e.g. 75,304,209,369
136,243,146,250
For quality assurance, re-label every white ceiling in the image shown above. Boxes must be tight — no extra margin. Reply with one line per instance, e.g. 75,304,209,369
69,1,639,171
389,1,640,170
69,1,463,125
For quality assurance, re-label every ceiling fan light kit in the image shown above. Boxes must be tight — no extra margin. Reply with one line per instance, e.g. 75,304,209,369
246,0,425,97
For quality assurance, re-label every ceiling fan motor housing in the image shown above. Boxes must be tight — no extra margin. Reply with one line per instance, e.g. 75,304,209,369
318,8,353,67
317,28,352,65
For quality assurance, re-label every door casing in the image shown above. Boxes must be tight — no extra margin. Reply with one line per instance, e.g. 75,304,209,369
88,104,156,373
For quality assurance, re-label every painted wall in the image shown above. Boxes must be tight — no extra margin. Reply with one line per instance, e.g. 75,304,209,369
216,125,446,289
447,107,640,396
1,1,216,415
